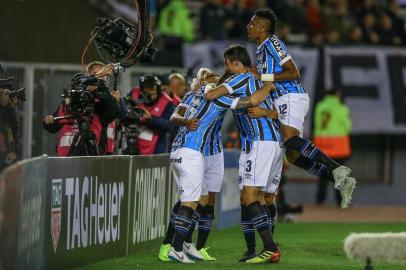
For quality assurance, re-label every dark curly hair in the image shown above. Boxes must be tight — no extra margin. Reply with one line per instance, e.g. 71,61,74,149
254,9,278,35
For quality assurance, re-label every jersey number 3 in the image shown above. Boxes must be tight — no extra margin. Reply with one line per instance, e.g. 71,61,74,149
246,160,252,172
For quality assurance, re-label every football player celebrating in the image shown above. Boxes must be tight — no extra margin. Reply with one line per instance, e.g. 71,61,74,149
159,68,275,263
246,9,356,209
206,45,283,264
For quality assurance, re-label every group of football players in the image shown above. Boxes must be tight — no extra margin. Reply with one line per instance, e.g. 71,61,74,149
158,8,357,264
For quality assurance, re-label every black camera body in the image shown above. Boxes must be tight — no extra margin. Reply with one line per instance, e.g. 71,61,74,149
91,0,158,66
0,77,26,101
67,73,109,113
9,88,26,101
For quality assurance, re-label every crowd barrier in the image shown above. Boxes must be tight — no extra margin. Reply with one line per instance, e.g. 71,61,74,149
0,150,241,270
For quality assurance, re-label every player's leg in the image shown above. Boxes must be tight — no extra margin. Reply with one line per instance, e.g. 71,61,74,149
263,147,283,235
196,152,224,260
239,194,257,262
264,193,277,235
196,192,216,260
276,94,356,208
159,153,182,262
159,200,181,261
240,141,281,264
237,151,257,262
242,186,280,264
183,193,206,260
168,148,204,263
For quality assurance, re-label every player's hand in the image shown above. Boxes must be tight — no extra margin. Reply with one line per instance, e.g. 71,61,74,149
247,107,267,118
44,115,54,124
264,81,276,91
186,118,199,131
267,108,278,119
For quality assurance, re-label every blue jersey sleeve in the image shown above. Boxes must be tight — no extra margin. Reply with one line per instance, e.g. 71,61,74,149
179,92,194,107
266,36,292,67
213,95,240,110
221,73,252,96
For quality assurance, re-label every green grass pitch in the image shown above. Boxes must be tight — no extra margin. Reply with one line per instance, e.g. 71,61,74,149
75,223,406,270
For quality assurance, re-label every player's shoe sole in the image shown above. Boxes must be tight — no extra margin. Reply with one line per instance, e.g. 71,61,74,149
340,176,356,209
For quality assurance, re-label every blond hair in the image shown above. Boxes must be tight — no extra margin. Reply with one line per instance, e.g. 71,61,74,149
86,61,106,74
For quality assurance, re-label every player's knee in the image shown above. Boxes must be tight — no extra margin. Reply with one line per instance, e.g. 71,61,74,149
285,149,299,163
199,195,209,206
208,192,216,206
240,193,246,205
281,125,300,142
182,201,199,210
264,193,275,205
242,186,261,205
259,191,266,205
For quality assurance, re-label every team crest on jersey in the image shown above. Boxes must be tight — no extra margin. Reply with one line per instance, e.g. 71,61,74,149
192,98,201,106
51,179,62,253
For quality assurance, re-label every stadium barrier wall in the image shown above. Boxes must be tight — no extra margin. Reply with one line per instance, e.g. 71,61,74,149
0,152,241,270
0,156,47,270
0,154,178,270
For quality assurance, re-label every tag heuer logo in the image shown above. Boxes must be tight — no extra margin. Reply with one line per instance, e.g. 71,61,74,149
51,179,62,253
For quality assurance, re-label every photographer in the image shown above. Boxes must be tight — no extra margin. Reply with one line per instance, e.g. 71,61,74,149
0,79,21,171
128,75,175,155
43,63,120,156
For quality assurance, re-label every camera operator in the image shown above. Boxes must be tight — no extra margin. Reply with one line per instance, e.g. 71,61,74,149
128,74,175,155
43,62,121,156
86,61,127,155
0,79,21,171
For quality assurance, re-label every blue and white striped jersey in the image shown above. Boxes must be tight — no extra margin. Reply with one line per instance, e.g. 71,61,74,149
257,35,306,99
222,73,281,153
171,86,239,156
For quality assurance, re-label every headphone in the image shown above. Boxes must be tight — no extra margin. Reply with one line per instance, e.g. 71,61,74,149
139,74,161,92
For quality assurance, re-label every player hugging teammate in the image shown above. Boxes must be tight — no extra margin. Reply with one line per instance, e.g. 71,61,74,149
158,8,357,265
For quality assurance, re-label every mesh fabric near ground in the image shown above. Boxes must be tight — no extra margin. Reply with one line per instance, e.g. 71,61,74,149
76,223,406,270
